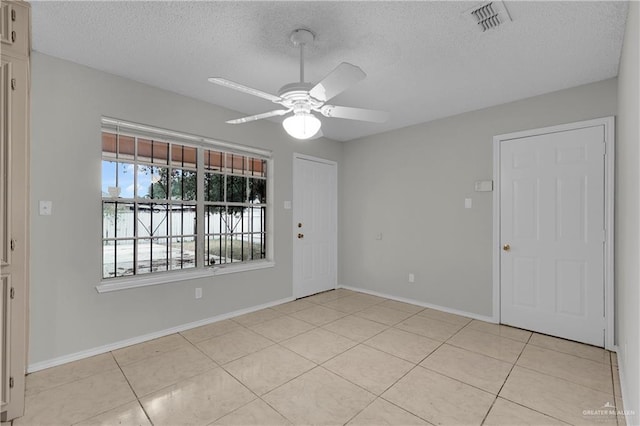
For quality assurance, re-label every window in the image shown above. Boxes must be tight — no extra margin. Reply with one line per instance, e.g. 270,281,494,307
101,118,270,281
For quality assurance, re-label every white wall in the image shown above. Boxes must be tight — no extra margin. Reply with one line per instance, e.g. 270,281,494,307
340,78,617,317
29,52,343,366
615,1,640,423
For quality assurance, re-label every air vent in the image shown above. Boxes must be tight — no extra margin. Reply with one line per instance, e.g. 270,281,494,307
466,1,512,32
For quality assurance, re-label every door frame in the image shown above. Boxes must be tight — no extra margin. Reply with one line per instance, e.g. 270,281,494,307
292,153,338,299
492,117,615,349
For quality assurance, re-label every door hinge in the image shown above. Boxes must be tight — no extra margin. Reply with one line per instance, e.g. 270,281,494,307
11,78,16,91
10,238,15,251
9,377,14,388
11,30,16,43
11,8,16,21
10,287,14,299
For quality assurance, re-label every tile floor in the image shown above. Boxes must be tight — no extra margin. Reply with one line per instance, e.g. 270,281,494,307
8,289,626,426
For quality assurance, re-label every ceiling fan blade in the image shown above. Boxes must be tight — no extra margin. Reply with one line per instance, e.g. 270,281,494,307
319,105,388,123
309,62,366,102
226,109,290,124
208,77,282,103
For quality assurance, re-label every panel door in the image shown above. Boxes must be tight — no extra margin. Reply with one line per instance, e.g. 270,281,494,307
0,3,29,417
500,125,605,346
293,156,337,299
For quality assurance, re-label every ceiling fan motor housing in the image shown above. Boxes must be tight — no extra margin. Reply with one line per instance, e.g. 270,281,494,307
277,82,323,113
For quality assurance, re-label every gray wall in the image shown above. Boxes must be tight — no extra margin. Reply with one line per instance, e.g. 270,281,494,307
340,78,617,317
615,1,640,423
29,52,343,365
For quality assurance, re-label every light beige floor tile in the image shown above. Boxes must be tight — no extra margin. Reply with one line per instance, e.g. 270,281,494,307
272,299,316,315
345,293,386,305
447,328,525,363
212,399,291,425
333,288,358,297
26,353,118,397
322,295,382,313
196,327,273,364
290,305,347,326
364,327,440,363
14,370,135,426
323,345,414,395
500,366,617,425
141,367,255,426
304,290,346,304
416,307,472,326
611,351,618,366
281,328,357,364
264,367,376,425
529,333,610,364
347,398,429,425
322,315,388,342
224,345,315,395
378,299,424,314
180,319,240,343
112,333,191,366
484,398,568,425
73,401,151,426
466,320,532,343
232,308,283,327
354,305,414,326
395,315,464,342
517,345,613,393
382,366,495,425
121,345,216,397
249,315,315,342
420,344,513,394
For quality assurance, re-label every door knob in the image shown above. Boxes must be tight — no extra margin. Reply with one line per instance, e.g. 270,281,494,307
503,244,511,251
298,233,304,239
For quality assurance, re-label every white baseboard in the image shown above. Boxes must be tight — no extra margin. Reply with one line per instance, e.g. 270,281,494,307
338,284,495,323
27,295,294,373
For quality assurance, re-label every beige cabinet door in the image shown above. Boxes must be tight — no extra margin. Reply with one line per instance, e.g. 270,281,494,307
1,0,29,421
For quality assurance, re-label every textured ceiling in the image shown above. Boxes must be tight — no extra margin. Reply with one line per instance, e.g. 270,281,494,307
31,1,628,141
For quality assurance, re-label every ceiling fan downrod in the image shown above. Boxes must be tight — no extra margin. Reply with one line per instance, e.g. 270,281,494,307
290,29,314,83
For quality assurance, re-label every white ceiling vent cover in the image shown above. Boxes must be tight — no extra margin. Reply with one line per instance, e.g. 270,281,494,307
466,1,512,32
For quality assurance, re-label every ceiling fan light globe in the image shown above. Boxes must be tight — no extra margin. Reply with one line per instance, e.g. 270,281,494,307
283,112,321,140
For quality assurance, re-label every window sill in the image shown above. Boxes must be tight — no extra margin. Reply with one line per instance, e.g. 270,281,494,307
96,261,275,293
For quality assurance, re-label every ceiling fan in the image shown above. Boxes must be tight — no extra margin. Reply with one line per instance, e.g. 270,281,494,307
208,29,388,140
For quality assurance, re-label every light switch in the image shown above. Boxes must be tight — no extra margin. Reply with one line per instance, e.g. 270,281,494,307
284,201,292,210
474,180,493,192
39,201,52,216
465,198,472,209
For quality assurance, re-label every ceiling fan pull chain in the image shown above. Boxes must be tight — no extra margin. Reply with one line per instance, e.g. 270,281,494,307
299,42,305,83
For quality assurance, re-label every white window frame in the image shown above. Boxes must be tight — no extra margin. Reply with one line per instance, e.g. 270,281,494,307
96,117,274,293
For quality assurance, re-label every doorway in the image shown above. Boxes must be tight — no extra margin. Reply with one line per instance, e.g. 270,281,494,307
292,154,338,299
493,117,614,348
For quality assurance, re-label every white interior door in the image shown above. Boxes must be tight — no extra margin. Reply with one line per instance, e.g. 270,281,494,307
293,155,337,299
499,124,607,347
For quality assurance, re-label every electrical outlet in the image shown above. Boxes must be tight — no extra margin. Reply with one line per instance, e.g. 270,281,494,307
408,273,415,283
195,288,202,299
39,200,52,216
